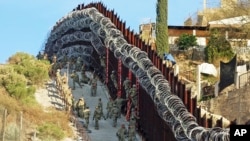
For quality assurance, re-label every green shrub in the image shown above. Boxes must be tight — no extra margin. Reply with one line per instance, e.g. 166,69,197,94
176,33,198,50
37,122,65,140
8,52,50,86
205,29,235,63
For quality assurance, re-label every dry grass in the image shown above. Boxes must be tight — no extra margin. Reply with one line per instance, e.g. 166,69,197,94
0,86,74,140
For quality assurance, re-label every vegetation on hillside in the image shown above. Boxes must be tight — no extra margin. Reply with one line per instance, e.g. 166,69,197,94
205,29,235,64
0,52,73,140
156,0,169,57
176,33,198,50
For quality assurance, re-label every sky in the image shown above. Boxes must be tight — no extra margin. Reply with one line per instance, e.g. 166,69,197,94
0,0,218,64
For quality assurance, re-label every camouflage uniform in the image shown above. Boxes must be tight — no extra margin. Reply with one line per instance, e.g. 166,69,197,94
76,98,85,117
114,96,127,118
83,106,91,129
80,64,89,84
127,125,136,141
75,56,82,71
129,84,137,108
93,106,105,129
110,71,118,89
89,76,98,96
106,98,113,119
70,70,82,90
97,98,103,113
99,56,106,69
123,77,131,98
111,102,119,127
116,124,128,141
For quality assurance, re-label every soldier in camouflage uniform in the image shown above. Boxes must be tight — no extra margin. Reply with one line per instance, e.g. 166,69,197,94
110,70,118,89
123,77,131,98
97,98,103,114
75,56,82,71
89,74,98,96
116,124,128,141
70,70,82,90
99,56,106,69
83,106,91,130
65,88,73,113
114,95,127,118
129,84,137,109
76,98,85,117
80,64,89,84
127,125,136,141
111,102,119,127
92,106,105,130
106,97,113,119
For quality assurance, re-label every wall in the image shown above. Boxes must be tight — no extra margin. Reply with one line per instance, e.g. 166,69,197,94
202,85,250,124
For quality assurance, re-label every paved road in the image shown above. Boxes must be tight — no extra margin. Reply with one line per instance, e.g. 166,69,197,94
66,71,142,141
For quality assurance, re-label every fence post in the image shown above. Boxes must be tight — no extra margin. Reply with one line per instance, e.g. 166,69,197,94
19,111,23,141
2,109,7,141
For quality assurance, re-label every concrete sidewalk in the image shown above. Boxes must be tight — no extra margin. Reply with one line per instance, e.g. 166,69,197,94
68,71,142,141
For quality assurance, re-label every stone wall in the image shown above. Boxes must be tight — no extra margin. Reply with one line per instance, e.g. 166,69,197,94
202,85,250,124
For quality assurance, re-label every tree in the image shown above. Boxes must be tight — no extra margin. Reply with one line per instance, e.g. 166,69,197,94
156,0,169,58
205,29,235,63
176,33,198,50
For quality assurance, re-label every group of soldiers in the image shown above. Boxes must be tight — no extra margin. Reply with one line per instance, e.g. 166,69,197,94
116,124,137,141
50,54,139,140
55,69,73,113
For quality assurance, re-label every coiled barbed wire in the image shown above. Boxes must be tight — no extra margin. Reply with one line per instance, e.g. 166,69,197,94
44,7,230,141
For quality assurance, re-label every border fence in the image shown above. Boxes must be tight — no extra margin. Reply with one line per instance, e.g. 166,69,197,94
73,2,231,141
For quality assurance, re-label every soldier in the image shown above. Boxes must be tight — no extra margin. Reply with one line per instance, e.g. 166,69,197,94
92,106,105,130
83,106,91,130
76,98,85,117
70,70,83,90
80,64,89,84
111,102,119,127
99,56,106,69
65,88,73,113
130,108,140,120
97,98,103,113
116,124,128,141
129,116,137,129
129,84,137,109
75,56,82,71
114,95,127,118
89,75,98,96
110,70,118,89
127,125,136,141
106,97,113,119
123,77,131,98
